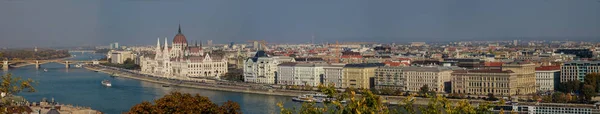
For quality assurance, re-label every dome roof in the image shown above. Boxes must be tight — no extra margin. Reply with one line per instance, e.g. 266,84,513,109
173,24,188,44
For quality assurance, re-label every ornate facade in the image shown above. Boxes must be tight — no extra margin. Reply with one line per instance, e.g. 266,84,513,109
140,25,228,78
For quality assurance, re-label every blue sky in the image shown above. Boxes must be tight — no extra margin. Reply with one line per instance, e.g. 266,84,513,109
0,0,599,48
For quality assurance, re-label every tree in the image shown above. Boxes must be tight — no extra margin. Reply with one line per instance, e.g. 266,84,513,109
0,73,36,95
474,101,494,114
561,80,582,93
400,95,416,114
281,85,389,114
419,84,430,97
552,92,567,103
123,58,135,65
581,84,596,102
128,91,241,114
486,93,498,101
584,73,600,92
222,69,243,81
541,95,553,103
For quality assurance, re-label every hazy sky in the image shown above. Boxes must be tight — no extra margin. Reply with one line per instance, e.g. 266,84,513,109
1,0,599,48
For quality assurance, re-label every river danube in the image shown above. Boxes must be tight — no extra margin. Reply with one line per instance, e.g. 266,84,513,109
1,52,300,114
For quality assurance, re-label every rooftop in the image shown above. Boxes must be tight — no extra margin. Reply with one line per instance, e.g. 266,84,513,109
536,65,561,71
344,63,385,68
453,69,515,73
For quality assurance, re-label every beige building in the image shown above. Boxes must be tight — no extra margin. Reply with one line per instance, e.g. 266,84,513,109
403,66,453,93
502,62,537,95
342,63,383,89
374,66,404,91
452,69,518,96
109,50,134,64
451,62,537,96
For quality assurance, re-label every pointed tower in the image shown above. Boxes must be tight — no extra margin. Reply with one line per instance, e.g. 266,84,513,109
155,37,161,59
178,24,182,34
164,37,170,58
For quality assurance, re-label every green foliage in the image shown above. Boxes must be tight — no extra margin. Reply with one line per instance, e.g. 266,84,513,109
101,58,140,70
581,85,596,102
419,85,435,97
0,73,36,95
222,68,243,81
474,101,494,114
418,95,445,114
584,73,600,92
399,95,416,114
281,85,508,114
128,91,241,114
552,92,568,103
485,93,498,101
0,49,70,60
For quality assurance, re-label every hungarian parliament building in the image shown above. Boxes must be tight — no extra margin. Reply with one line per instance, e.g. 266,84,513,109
140,25,228,78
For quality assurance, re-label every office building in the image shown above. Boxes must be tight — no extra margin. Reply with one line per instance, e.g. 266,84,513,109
561,61,600,82
323,64,345,88
536,66,560,92
374,66,404,91
404,66,454,93
342,63,384,89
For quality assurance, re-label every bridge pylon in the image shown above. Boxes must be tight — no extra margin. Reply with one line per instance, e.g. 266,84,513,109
65,61,70,68
35,60,40,69
2,61,7,69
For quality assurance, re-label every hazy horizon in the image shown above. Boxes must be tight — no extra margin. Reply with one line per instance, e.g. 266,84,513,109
1,0,599,48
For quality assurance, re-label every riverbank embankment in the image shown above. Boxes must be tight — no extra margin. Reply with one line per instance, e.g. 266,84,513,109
84,65,311,97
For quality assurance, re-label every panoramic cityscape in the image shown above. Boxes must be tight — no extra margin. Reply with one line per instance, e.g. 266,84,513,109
1,0,600,114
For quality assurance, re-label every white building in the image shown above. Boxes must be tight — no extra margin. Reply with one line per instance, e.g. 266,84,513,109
276,63,325,86
535,66,560,92
140,25,228,79
323,64,345,88
109,50,134,64
277,63,296,85
243,51,294,84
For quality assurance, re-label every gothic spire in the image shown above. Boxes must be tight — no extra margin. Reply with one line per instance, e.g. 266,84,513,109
178,24,182,34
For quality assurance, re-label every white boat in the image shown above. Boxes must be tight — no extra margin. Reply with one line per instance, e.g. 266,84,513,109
310,93,328,98
101,80,112,87
75,64,82,68
43,69,48,72
292,95,314,102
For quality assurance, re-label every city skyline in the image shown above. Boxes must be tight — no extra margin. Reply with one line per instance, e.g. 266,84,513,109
1,0,600,48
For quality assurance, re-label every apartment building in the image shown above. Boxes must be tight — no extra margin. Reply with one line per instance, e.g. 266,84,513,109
244,51,294,84
451,62,537,96
403,66,454,93
374,66,404,91
342,63,384,89
323,64,345,88
536,66,560,92
276,63,326,86
561,61,600,82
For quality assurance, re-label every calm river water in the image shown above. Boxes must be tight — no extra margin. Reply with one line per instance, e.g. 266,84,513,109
1,52,300,114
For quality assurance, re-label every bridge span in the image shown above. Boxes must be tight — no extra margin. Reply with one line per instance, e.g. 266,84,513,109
68,50,96,54
2,60,107,69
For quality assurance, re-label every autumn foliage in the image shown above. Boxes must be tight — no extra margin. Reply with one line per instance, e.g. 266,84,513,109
128,91,241,114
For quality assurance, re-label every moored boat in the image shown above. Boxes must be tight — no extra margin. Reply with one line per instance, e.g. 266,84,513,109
292,95,314,102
